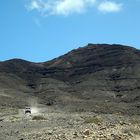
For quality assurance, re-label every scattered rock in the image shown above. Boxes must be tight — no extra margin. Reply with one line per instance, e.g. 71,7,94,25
83,129,90,136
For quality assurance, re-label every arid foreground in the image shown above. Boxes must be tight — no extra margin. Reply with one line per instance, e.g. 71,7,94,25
0,108,140,140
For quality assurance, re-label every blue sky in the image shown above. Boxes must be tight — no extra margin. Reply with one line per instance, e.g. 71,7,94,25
0,0,140,62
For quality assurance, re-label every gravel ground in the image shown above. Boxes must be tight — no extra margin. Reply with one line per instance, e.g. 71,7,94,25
0,110,140,140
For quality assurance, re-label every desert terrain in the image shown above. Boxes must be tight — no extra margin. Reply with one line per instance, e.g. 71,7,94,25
0,44,140,140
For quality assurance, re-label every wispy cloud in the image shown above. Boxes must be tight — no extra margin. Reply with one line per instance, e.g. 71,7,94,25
25,0,122,16
52,0,96,16
28,0,41,10
98,1,122,13
26,0,96,16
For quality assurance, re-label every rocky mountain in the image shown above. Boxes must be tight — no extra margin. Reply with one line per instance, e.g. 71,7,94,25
0,44,140,115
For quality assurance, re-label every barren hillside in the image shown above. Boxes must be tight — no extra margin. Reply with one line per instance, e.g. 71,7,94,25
0,44,140,114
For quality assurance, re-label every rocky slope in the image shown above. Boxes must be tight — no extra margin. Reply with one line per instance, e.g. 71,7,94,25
0,44,140,115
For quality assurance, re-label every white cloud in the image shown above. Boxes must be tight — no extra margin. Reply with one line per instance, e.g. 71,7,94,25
26,0,96,16
52,0,85,15
25,0,122,16
98,1,122,13
29,0,41,10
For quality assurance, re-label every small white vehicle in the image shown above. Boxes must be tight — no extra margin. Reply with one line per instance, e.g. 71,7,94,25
25,107,31,114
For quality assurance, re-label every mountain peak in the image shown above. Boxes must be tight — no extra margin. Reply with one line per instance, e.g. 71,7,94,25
44,44,140,69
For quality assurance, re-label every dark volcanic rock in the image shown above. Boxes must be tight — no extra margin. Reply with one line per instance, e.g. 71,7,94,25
0,44,140,114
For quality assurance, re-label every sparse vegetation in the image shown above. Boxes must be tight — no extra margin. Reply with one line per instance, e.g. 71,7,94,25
123,127,140,136
32,115,47,121
129,118,140,124
84,116,103,124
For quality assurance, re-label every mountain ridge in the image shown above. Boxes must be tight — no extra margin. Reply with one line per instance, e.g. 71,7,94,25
0,44,140,115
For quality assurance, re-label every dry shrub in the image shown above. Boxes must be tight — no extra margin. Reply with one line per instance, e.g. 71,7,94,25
32,115,47,121
84,116,102,124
